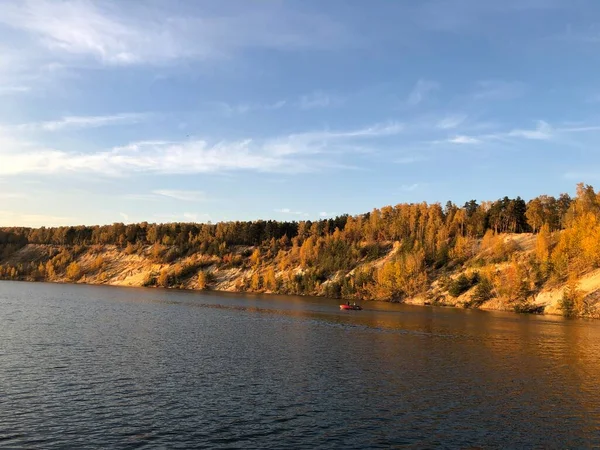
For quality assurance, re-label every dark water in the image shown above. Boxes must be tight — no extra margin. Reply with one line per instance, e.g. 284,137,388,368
1,281,599,448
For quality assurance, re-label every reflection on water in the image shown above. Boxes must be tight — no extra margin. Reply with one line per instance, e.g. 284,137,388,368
1,280,599,448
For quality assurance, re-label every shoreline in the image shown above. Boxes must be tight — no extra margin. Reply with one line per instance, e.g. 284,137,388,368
0,277,571,319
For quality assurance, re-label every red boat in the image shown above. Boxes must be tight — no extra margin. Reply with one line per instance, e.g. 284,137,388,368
340,303,362,311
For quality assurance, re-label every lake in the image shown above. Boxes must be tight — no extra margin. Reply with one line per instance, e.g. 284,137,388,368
1,280,599,448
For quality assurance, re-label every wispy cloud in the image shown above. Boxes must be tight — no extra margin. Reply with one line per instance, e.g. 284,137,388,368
264,122,404,157
472,80,526,101
319,211,336,217
508,120,552,140
0,1,350,67
436,114,467,129
298,91,340,109
0,85,30,95
0,120,404,177
400,183,420,192
16,113,148,132
448,135,481,144
212,92,341,115
153,190,207,202
212,100,287,116
407,79,440,106
275,208,309,217
433,120,556,146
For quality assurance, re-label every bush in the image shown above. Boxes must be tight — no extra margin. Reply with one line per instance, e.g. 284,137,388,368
470,276,493,306
157,269,170,287
560,276,585,318
142,273,157,287
448,273,479,297
323,281,342,299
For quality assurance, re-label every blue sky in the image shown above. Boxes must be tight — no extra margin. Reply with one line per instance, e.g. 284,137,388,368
1,0,600,226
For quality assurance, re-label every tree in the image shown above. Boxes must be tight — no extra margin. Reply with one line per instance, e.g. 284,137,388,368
250,272,262,291
560,274,584,317
157,269,170,287
248,248,260,267
526,198,545,233
471,276,493,306
66,262,81,281
197,271,208,290
264,267,277,291
535,224,551,263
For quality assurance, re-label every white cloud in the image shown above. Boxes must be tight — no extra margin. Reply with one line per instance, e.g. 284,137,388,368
119,212,129,222
0,120,404,176
275,208,309,217
448,135,481,144
16,113,148,132
436,115,467,129
213,100,287,116
508,120,552,140
319,211,336,217
153,190,207,202
407,79,439,106
560,125,600,133
0,1,350,67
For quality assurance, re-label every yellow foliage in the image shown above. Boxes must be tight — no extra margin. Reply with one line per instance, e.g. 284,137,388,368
535,224,551,263
369,248,427,300
46,261,56,279
552,212,600,278
561,273,587,317
197,271,207,290
66,262,81,281
264,267,277,291
250,272,261,291
250,248,261,267
157,269,170,287
450,235,475,261
299,236,316,267
91,256,104,272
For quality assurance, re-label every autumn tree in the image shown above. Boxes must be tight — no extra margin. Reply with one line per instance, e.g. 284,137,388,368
197,271,208,290
66,262,81,281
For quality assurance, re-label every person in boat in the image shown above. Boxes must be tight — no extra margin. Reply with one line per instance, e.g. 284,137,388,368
346,301,350,306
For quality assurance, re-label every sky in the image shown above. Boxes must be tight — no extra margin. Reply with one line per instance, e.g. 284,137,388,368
1,0,600,227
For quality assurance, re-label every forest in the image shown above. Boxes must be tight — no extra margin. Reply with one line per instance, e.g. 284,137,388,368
1,183,600,317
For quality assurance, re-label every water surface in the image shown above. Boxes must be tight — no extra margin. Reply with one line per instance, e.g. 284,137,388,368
1,281,599,448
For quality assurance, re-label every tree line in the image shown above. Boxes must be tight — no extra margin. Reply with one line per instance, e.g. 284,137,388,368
3,183,600,317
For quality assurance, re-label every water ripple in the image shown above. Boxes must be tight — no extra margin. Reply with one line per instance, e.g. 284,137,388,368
0,280,599,448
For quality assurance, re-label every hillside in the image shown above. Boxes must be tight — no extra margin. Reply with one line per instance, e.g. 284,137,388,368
1,231,599,318
3,182,600,318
